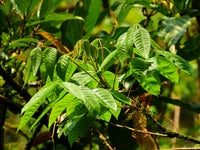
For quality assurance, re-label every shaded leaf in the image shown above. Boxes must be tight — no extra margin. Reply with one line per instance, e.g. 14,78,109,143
45,48,57,81
40,0,62,18
84,0,102,39
56,55,76,81
64,113,94,147
30,47,42,76
156,50,193,75
109,89,132,106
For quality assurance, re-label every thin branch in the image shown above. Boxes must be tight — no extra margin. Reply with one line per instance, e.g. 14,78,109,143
0,65,31,102
69,57,105,87
145,110,200,144
97,118,168,137
96,130,114,150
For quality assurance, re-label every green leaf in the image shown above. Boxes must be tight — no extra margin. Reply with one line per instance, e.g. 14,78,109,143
157,16,191,47
6,42,29,50
61,20,84,50
66,99,87,119
84,0,102,39
156,50,193,75
71,71,97,86
79,86,100,115
103,71,119,90
177,35,200,61
30,47,42,76
109,100,121,120
109,90,132,106
92,88,117,112
64,113,94,147
56,55,76,81
152,56,179,83
99,50,117,71
137,73,161,96
26,13,83,27
30,93,63,130
118,3,132,25
18,82,57,130
130,57,152,76
24,57,33,85
48,93,75,129
61,82,100,115
126,24,138,57
45,48,57,81
13,38,38,44
40,0,62,18
133,28,151,59
99,111,112,122
40,48,49,84
117,32,128,66
11,0,40,17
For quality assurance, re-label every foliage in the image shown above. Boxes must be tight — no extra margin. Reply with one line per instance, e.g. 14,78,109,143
0,0,200,149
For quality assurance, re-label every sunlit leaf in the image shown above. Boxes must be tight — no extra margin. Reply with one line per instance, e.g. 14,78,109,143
18,82,57,130
48,93,74,129
60,82,100,115
45,48,57,81
157,16,191,47
133,28,151,59
92,88,117,112
117,32,128,66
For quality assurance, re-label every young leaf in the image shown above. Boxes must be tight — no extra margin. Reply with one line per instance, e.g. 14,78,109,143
30,47,42,76
18,82,57,130
156,50,193,75
56,55,69,81
126,24,138,57
48,93,75,129
45,48,57,81
133,28,151,59
92,88,117,112
40,48,49,84
117,32,128,66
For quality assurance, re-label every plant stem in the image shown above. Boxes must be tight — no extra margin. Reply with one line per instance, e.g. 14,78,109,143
69,57,105,87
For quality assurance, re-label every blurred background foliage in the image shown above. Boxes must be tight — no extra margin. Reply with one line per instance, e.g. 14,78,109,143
0,0,200,149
